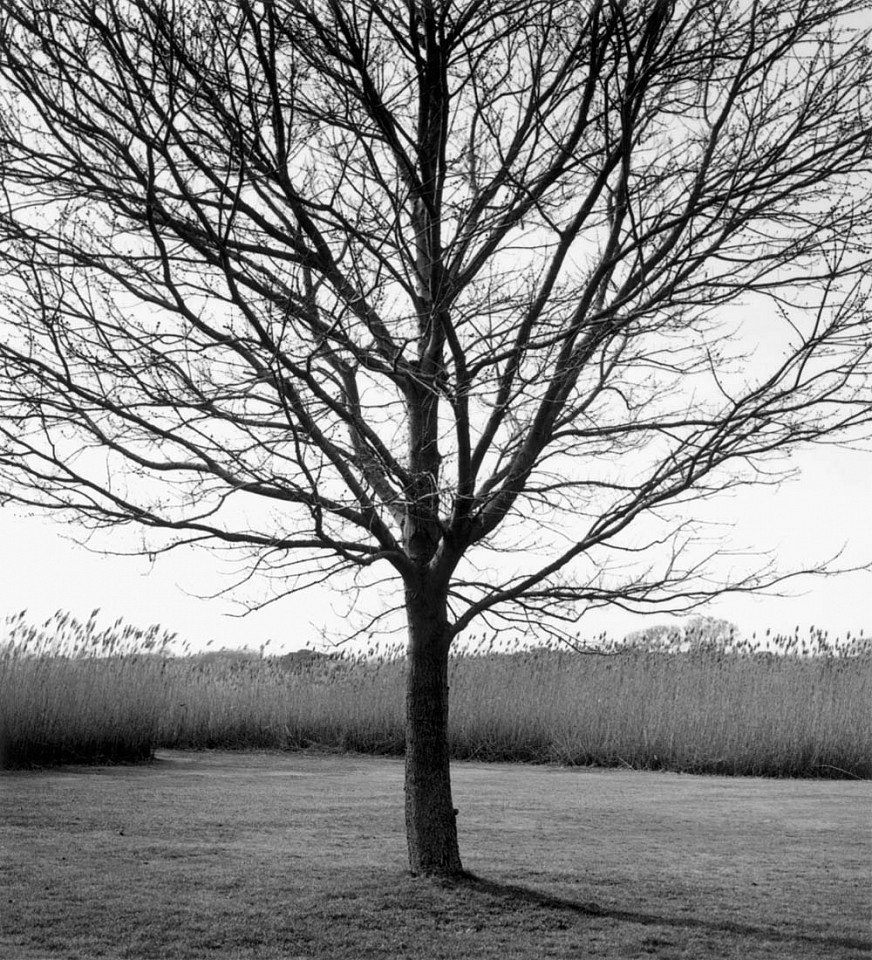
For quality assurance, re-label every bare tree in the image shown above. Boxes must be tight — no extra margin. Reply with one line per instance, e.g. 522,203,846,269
0,0,869,876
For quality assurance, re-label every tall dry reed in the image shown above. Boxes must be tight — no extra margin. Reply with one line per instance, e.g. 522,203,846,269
0,610,175,767
2,612,869,777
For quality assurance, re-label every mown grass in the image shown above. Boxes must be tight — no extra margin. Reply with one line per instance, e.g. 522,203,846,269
3,751,869,960
1,610,870,777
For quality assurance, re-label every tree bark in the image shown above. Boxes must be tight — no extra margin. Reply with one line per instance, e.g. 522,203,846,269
404,587,464,877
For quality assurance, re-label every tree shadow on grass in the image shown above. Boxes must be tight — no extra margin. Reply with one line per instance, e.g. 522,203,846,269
453,873,870,953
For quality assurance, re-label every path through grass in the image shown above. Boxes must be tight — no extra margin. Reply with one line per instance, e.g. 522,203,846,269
1,750,869,959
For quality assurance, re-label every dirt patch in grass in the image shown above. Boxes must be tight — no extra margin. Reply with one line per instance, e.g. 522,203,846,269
1,750,869,959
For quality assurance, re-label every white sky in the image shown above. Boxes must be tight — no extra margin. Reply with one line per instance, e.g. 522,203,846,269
1,5,869,656
2,439,869,654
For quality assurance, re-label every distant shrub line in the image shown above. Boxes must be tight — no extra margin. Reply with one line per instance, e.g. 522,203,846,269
1,611,869,778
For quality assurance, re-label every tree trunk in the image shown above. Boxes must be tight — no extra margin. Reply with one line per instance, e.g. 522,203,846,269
404,588,464,877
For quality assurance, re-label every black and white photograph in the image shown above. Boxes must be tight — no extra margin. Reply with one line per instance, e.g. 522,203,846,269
0,1,869,956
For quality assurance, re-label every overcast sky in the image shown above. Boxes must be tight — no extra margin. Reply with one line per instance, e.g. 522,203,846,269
2,438,869,654
1,6,869,658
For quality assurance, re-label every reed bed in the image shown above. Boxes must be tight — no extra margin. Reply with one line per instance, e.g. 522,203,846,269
1,610,869,778
0,610,174,767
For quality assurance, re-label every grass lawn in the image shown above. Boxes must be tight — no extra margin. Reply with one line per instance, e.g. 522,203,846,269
1,750,869,959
